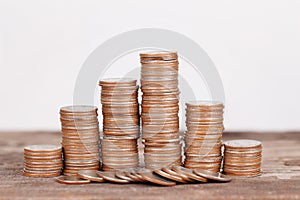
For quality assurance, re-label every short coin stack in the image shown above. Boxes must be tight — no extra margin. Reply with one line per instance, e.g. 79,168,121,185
184,101,224,172
60,105,100,176
99,78,139,138
101,137,139,171
23,145,62,177
99,78,140,171
140,51,182,168
223,140,262,177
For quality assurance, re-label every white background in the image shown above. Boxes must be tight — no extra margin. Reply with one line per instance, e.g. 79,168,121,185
1,0,300,131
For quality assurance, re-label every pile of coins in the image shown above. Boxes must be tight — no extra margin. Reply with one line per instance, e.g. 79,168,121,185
60,105,100,176
140,51,182,168
223,140,262,177
23,145,62,177
99,78,139,138
184,101,224,172
101,137,139,171
56,166,231,186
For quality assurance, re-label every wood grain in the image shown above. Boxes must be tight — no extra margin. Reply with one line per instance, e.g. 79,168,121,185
0,131,300,200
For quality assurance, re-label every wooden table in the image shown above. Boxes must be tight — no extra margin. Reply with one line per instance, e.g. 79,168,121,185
1,132,300,199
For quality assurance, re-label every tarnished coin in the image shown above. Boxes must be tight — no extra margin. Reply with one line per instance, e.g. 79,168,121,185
97,171,130,183
193,169,231,182
55,175,90,184
77,170,105,182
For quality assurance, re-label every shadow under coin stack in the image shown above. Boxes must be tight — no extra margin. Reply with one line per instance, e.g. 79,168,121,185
23,145,62,177
223,140,262,177
60,106,100,176
184,101,224,172
140,51,182,169
99,79,139,171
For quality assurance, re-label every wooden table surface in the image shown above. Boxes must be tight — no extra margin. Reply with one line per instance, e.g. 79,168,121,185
0,131,300,200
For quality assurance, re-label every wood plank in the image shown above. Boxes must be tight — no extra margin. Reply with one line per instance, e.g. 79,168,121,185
0,131,300,199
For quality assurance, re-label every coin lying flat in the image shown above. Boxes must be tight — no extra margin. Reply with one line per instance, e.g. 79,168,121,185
136,168,176,186
77,170,105,182
96,171,130,183
171,166,207,182
55,176,90,184
24,145,62,153
193,169,231,182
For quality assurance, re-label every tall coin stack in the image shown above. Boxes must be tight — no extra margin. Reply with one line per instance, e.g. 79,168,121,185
23,145,62,177
184,101,224,172
60,105,100,176
140,51,182,168
223,140,262,177
99,78,140,170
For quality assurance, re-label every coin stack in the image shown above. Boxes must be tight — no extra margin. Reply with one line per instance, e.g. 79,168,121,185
99,78,139,138
99,78,140,171
184,101,224,172
223,140,262,177
60,105,100,176
140,51,182,168
101,137,139,171
23,145,62,177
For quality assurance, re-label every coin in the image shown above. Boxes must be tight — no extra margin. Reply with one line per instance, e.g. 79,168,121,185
115,171,135,182
161,167,194,182
77,170,105,182
193,169,231,182
55,175,90,184
153,169,187,183
223,140,262,149
171,166,207,182
23,171,62,178
99,78,137,86
24,145,62,153
136,168,176,186
123,170,144,182
96,171,130,183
